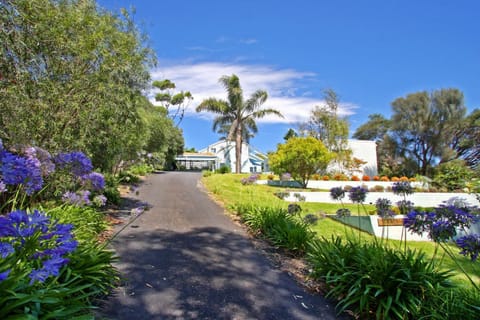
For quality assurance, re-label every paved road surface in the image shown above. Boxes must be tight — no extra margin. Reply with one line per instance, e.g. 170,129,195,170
98,172,346,320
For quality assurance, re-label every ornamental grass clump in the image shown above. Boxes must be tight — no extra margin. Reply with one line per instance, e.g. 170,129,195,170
308,236,455,319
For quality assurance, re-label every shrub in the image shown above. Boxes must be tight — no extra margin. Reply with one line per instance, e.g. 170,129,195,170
409,177,417,182
103,174,121,205
333,173,348,181
391,176,400,182
372,185,385,192
343,185,353,192
308,237,453,319
128,163,154,176
267,174,275,180
216,165,231,174
293,193,306,202
362,175,370,181
400,176,409,182
322,175,330,181
202,170,213,177
311,173,321,180
351,175,360,181
380,176,390,182
373,175,380,181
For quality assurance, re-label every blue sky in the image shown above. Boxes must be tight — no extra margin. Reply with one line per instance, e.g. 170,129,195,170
98,0,480,153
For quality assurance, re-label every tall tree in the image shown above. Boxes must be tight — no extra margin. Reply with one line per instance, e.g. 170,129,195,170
390,88,466,175
301,88,350,166
196,74,283,173
451,109,480,169
152,79,193,126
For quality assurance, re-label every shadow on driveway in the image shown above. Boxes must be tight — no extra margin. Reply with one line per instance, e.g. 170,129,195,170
98,226,344,320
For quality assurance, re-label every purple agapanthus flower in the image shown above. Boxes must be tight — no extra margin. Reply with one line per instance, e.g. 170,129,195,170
348,186,368,203
93,194,107,207
54,151,93,177
0,269,11,282
375,198,394,218
330,187,345,201
392,181,414,196
0,210,77,285
81,172,105,191
62,190,91,207
404,210,436,235
0,150,43,195
431,219,457,242
24,146,55,176
456,234,480,262
0,242,14,258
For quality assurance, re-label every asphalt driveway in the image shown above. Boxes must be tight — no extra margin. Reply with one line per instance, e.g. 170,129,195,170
98,171,345,320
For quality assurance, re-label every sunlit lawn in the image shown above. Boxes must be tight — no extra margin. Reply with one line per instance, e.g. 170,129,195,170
202,173,479,287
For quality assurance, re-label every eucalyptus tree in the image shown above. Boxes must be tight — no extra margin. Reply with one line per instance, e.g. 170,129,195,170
390,88,466,175
196,74,282,173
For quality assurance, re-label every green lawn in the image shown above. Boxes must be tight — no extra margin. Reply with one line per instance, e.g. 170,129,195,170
202,173,480,287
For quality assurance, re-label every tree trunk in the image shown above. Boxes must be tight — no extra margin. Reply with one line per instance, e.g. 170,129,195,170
235,127,242,173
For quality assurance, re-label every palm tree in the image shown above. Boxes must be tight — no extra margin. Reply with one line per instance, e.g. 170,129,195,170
196,74,283,173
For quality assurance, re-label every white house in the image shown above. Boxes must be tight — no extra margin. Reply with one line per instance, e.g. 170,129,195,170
328,139,378,177
175,139,378,175
175,140,267,173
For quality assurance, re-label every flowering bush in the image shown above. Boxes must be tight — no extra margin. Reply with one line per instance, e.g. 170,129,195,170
373,175,380,181
280,172,291,181
391,176,400,182
351,175,360,181
380,176,390,182
322,175,330,181
399,176,409,182
362,175,370,181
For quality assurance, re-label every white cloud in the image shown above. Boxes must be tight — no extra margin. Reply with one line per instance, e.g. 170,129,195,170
150,62,357,124
240,38,258,45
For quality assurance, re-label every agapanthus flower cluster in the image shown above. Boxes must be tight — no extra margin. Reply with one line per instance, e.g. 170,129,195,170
241,174,259,185
0,149,43,195
288,203,302,215
396,200,415,215
54,152,93,177
92,194,107,207
330,187,345,201
375,198,394,218
81,172,105,191
336,208,351,218
348,186,368,203
392,181,414,196
404,205,478,243
62,190,91,207
0,210,78,284
456,234,480,262
23,146,55,176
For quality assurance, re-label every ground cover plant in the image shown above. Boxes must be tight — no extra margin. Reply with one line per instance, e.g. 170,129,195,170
202,173,480,318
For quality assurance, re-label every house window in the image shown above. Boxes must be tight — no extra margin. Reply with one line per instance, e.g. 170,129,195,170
211,147,216,153
250,167,257,173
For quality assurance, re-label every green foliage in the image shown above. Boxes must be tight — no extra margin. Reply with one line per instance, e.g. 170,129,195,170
0,0,158,172
103,174,121,205
215,165,231,174
416,287,480,320
48,205,108,243
433,159,473,191
269,136,334,188
152,79,193,125
236,205,314,254
202,170,213,177
308,237,454,319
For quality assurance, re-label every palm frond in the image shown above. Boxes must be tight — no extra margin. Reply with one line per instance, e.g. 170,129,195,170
245,90,268,112
196,98,229,114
